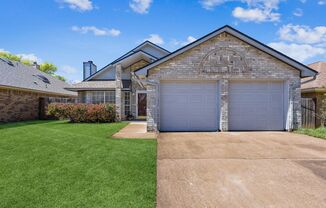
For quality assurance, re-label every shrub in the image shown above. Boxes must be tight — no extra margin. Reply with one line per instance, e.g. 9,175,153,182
47,103,116,123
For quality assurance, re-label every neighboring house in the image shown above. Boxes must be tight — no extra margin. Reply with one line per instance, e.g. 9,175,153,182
302,62,326,127
0,58,77,122
67,25,317,132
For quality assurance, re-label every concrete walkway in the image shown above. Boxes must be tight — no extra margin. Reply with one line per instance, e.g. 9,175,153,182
157,132,326,208
113,121,156,139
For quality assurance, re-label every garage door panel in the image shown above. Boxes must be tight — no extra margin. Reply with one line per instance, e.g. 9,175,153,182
160,81,219,132
229,81,284,131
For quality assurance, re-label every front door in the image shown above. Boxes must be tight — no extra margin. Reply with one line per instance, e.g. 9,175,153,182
137,93,147,117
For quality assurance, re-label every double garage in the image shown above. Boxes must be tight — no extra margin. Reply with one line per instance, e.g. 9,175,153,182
160,80,287,132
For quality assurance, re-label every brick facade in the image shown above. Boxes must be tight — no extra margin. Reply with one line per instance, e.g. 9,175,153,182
0,88,72,123
146,32,301,132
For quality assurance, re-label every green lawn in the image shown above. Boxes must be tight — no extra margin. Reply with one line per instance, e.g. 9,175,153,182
295,127,326,139
0,121,156,208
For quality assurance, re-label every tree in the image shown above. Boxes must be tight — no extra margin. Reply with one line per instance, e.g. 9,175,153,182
0,51,67,82
53,74,66,82
40,62,57,75
0,52,21,62
319,94,326,127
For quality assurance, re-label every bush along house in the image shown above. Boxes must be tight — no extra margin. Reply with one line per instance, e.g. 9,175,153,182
66,25,318,132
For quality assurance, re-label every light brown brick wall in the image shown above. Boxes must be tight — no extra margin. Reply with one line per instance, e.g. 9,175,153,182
0,88,72,123
146,32,301,131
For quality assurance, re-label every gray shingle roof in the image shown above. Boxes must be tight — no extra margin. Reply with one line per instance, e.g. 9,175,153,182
0,58,77,96
65,80,131,91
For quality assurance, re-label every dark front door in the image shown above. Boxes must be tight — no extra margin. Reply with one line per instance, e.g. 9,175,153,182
137,93,147,117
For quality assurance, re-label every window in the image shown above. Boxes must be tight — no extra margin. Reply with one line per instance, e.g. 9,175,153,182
91,91,104,104
124,92,131,116
88,91,115,104
105,91,115,104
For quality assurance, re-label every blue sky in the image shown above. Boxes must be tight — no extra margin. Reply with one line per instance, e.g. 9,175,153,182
0,0,325,83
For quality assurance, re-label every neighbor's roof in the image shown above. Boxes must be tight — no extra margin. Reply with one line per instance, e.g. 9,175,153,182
135,25,318,78
65,80,131,91
0,58,76,96
302,62,326,91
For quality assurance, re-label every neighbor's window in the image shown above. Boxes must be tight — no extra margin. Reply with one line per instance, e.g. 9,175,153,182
124,92,131,116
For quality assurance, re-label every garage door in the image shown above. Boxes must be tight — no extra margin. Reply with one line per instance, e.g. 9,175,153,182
229,81,285,131
160,81,219,131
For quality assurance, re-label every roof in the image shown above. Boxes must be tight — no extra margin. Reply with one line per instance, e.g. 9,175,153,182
0,58,77,96
65,80,131,91
302,62,326,91
135,25,318,78
84,41,170,81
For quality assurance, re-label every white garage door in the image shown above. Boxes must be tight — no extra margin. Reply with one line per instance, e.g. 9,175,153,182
160,81,219,131
229,81,285,131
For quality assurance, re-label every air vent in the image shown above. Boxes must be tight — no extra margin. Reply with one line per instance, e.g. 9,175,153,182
0,58,15,66
33,74,51,84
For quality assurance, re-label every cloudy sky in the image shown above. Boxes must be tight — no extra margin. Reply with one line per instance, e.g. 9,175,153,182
0,0,325,83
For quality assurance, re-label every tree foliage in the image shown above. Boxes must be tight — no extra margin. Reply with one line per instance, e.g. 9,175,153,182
320,95,326,127
0,51,66,82
39,62,57,75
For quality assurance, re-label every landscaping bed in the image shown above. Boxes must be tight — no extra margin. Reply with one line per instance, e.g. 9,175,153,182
0,121,156,208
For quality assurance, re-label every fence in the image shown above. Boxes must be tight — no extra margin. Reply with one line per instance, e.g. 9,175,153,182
301,98,316,128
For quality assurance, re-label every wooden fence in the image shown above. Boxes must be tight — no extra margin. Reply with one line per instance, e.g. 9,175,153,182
301,98,316,128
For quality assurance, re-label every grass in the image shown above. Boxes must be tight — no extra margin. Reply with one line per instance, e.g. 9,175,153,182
295,127,326,140
0,120,157,208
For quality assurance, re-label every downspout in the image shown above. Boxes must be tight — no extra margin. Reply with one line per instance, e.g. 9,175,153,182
301,73,318,85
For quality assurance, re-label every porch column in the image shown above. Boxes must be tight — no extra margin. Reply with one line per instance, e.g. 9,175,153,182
115,64,122,121
220,79,229,131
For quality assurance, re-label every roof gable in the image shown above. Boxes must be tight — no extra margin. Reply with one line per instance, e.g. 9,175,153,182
84,41,170,81
135,25,318,78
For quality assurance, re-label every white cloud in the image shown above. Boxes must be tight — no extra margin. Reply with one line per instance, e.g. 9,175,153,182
318,1,326,5
144,34,164,45
59,0,93,11
268,42,325,62
61,65,78,74
72,26,121,37
200,0,232,10
1,48,42,63
300,0,306,3
201,0,282,22
17,53,42,63
129,0,152,14
232,7,280,22
293,8,303,17
172,36,197,47
279,24,326,44
185,36,197,44
0,48,10,53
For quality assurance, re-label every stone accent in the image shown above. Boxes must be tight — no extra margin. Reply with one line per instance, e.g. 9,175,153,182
126,59,149,72
115,64,122,121
147,32,301,132
0,88,71,122
219,79,229,131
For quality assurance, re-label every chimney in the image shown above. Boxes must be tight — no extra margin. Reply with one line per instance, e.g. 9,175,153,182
83,61,97,80
32,61,40,70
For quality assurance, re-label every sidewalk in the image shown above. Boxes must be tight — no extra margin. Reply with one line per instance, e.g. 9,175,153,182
113,121,157,139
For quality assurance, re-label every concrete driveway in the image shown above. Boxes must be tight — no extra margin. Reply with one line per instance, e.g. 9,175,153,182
157,132,326,208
